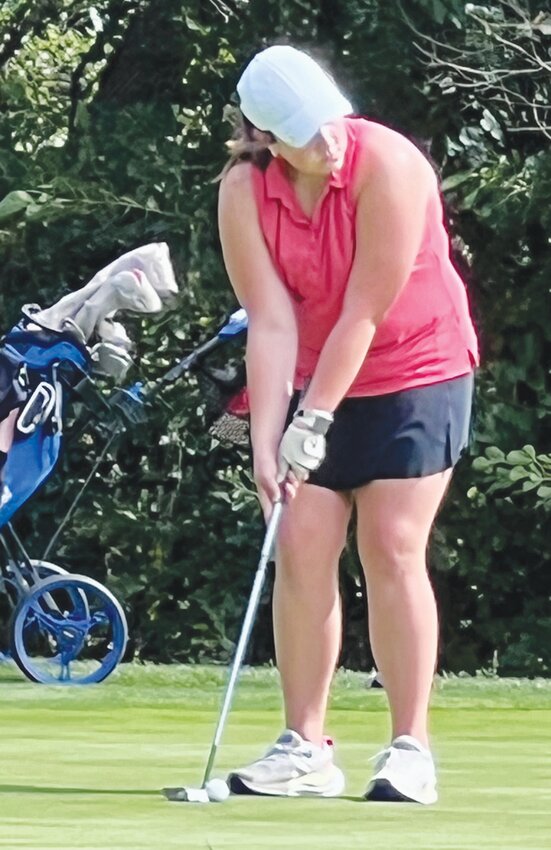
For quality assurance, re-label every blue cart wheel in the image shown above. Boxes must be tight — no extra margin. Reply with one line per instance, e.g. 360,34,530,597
10,574,128,685
0,561,72,654
27,560,68,579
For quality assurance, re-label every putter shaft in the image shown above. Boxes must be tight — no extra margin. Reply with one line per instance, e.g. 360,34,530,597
201,500,283,787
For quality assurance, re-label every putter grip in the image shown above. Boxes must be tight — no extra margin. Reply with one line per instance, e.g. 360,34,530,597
260,500,283,561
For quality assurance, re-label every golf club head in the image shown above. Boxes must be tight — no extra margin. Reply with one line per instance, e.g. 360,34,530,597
162,786,209,803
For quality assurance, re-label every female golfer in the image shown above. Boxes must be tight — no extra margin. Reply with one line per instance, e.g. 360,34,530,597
218,45,478,804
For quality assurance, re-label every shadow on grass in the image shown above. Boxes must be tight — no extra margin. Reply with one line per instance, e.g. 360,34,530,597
0,784,155,796
0,784,370,803
218,793,367,804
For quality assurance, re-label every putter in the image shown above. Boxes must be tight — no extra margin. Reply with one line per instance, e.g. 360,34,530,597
163,498,284,803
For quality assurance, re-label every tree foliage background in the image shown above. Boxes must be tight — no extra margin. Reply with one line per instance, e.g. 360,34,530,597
0,0,549,674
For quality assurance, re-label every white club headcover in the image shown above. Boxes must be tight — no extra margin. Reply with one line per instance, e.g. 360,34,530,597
95,318,132,351
83,242,178,300
90,342,134,381
29,242,178,342
64,269,163,341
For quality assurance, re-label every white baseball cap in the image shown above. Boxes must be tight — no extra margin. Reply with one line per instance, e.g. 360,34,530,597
237,45,353,148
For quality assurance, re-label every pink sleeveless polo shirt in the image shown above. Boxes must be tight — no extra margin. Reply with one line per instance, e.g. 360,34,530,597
251,117,479,397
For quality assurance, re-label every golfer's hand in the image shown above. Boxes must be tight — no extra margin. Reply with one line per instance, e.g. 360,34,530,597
254,455,298,519
277,409,333,482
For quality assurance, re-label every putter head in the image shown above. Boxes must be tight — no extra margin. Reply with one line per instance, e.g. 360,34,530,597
162,786,209,803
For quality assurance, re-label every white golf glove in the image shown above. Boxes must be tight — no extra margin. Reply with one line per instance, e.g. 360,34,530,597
277,408,334,482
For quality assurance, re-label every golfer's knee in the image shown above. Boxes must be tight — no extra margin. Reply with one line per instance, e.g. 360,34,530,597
359,518,427,580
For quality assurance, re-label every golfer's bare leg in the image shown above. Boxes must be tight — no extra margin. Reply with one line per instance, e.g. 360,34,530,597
274,484,352,746
355,471,452,747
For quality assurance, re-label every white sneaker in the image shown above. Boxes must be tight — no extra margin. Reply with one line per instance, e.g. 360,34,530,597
228,729,345,797
364,735,437,804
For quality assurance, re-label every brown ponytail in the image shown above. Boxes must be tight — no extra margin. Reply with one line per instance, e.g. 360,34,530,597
216,111,275,181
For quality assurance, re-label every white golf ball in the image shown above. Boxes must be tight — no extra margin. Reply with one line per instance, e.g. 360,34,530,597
205,778,230,802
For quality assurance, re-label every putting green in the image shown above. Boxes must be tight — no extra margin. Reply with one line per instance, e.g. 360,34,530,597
0,664,549,849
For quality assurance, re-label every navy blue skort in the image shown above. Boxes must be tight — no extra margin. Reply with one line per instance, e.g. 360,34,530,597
287,372,475,492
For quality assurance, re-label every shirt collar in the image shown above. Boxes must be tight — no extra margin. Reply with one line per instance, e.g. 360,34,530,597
265,156,345,204
263,158,346,227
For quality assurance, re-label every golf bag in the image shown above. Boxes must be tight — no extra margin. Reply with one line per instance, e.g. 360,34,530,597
0,243,185,685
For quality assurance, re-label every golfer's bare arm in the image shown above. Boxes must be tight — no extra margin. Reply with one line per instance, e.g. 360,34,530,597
218,162,298,471
302,128,436,413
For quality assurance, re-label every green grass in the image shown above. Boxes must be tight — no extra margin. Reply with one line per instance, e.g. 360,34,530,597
0,663,550,850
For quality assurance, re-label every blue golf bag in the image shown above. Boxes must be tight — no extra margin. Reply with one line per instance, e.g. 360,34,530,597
0,268,248,685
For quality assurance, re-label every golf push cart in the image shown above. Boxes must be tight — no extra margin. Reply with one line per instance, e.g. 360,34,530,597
0,243,247,685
